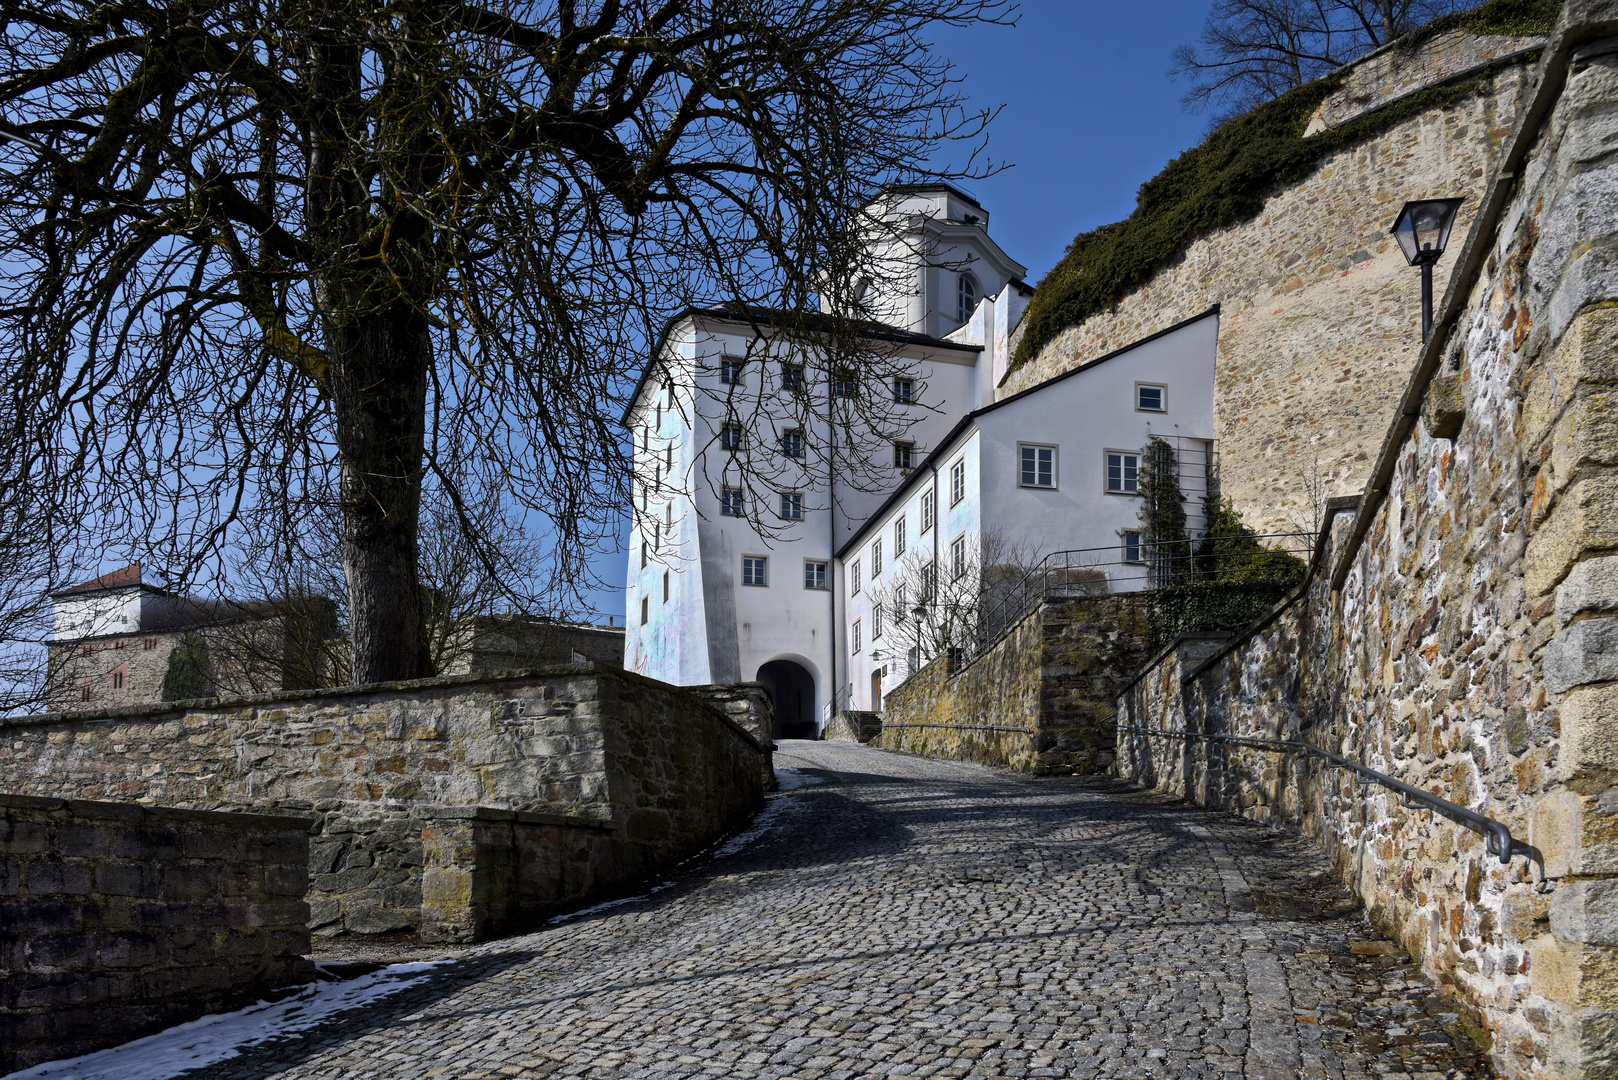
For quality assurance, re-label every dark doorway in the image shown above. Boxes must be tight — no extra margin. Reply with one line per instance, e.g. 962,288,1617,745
757,659,817,740
871,669,883,713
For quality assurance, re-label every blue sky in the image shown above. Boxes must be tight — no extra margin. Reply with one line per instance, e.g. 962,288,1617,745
581,1,1217,621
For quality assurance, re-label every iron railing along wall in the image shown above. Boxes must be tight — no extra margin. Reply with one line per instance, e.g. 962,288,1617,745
1115,720,1540,874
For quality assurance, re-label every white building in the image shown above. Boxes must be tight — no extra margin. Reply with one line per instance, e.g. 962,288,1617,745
623,184,1217,735
838,307,1219,712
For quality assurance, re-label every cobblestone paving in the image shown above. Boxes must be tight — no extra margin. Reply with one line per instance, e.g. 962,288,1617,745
188,742,1493,1079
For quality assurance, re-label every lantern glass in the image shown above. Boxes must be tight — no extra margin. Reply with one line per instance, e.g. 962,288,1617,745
1390,197,1464,265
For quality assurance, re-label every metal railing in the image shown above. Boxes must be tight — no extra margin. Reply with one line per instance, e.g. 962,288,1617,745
1115,721,1541,873
972,532,1315,658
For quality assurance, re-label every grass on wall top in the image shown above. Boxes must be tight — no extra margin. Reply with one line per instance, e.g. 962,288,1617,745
1009,0,1561,372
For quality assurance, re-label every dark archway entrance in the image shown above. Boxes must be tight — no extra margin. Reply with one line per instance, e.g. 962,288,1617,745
757,659,817,740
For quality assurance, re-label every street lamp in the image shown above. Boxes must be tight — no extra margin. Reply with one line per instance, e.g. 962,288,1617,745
1390,197,1464,343
911,603,927,674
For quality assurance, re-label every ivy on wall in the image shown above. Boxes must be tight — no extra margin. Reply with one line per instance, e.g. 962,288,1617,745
161,632,213,701
1010,0,1560,372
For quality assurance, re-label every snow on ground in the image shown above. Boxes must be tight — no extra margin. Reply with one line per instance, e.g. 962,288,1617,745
772,766,826,792
10,962,449,1080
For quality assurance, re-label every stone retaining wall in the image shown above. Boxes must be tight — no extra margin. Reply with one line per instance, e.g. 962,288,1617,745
1004,28,1542,537
0,665,770,941
0,795,313,1073
1116,14,1618,1077
880,595,1150,773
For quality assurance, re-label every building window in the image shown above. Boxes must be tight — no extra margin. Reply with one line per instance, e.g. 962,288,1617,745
873,603,884,639
893,442,914,470
720,355,744,385
921,490,935,533
921,562,936,601
851,560,861,595
871,539,882,577
79,643,94,657
907,645,920,673
113,639,125,650
892,378,914,404
663,571,671,602
949,459,965,506
833,373,857,398
894,514,906,557
640,596,649,624
1136,383,1166,412
111,667,125,691
952,535,967,580
143,636,158,651
804,560,828,590
79,681,92,704
957,273,978,324
895,583,907,617
780,429,804,459
721,486,745,517
640,540,649,569
782,363,806,392
1106,451,1141,494
720,422,745,451
780,491,804,520
852,619,862,654
743,556,769,587
1123,530,1143,564
1019,444,1056,489
652,521,660,551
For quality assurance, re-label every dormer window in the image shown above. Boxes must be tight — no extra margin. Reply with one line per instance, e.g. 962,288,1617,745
957,273,978,324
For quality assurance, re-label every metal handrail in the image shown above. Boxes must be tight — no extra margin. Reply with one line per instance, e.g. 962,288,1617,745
1116,721,1540,871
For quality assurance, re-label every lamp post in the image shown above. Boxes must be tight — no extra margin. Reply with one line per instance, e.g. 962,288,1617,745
911,603,927,675
1390,197,1464,343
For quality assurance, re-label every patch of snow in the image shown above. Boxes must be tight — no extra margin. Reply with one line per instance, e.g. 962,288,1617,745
773,766,826,791
11,961,451,1080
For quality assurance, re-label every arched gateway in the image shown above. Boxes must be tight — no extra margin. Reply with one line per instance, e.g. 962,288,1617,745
756,658,817,740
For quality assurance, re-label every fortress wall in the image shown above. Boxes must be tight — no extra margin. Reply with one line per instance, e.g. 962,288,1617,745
0,665,769,941
1005,34,1540,535
1117,16,1618,1078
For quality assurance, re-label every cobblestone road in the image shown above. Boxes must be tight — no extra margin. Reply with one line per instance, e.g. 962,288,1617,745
189,742,1492,1080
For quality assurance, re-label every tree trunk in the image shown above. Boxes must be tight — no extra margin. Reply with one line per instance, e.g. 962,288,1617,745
333,304,435,684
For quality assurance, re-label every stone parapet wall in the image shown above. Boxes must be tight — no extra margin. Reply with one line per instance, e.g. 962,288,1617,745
1116,14,1618,1078
0,795,313,1073
0,665,769,940
880,595,1150,774
823,711,882,743
1004,32,1539,536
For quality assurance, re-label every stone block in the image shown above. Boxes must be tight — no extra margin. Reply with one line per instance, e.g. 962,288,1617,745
1534,791,1588,879
1545,617,1618,693
1526,472,1618,598
1423,372,1466,441
1558,555,1618,626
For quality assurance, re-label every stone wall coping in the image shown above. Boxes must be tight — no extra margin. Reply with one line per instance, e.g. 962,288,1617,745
0,662,773,755
1308,40,1546,137
0,792,313,832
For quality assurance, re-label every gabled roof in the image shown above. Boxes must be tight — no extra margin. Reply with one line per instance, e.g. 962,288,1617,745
835,304,1221,559
621,304,983,425
50,563,162,599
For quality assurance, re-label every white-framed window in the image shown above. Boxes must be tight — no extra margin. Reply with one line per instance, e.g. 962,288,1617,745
852,619,862,654
720,422,745,451
871,538,882,577
873,602,884,639
782,363,806,392
957,273,978,324
951,535,967,579
640,540,649,569
721,486,744,517
781,429,804,459
1106,451,1140,494
949,459,965,506
719,355,745,385
895,584,907,618
1019,444,1056,489
907,645,921,674
833,373,857,398
894,514,906,557
804,560,828,590
640,595,649,624
1122,530,1143,564
743,556,769,587
851,559,861,595
893,442,914,470
1136,383,1166,412
921,490,935,533
780,491,804,520
921,562,936,601
663,571,670,602
892,378,914,404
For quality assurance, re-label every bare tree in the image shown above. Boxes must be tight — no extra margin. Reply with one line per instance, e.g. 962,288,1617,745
1170,0,1468,120
0,0,1012,685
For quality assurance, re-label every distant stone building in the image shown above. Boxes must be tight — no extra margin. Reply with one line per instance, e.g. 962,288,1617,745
47,564,338,711
434,613,625,676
